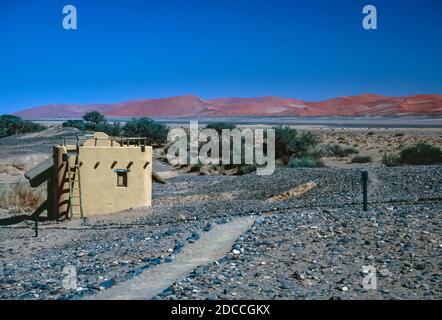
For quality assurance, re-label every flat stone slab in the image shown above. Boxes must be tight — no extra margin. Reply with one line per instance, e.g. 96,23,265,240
87,216,254,300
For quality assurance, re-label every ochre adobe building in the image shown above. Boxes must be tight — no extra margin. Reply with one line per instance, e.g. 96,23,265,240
26,132,153,219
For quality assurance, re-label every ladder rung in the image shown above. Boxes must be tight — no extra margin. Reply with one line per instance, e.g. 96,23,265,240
67,157,83,218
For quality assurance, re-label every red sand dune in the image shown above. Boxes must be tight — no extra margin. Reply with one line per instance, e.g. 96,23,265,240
14,94,442,119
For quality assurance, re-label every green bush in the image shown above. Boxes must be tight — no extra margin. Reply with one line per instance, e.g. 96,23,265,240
236,164,257,175
62,119,122,136
382,143,442,166
350,155,372,163
324,144,358,157
274,127,321,165
123,117,169,145
62,112,167,145
399,143,442,165
289,156,323,168
62,120,85,130
0,115,46,138
96,123,122,136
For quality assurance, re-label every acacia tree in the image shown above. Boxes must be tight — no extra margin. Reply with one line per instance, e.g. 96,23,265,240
83,111,106,125
0,115,45,137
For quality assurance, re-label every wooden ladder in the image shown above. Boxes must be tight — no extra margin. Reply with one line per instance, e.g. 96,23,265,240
67,154,84,219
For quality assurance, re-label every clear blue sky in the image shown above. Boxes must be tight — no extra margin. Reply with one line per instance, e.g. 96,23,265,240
1,0,441,113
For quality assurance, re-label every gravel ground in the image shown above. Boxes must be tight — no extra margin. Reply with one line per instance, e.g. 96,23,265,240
0,166,441,300
170,202,441,300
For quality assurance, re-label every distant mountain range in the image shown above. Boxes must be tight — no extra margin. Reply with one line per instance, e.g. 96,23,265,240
14,94,442,119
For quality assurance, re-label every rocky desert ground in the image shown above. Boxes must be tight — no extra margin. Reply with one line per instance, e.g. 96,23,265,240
0,126,441,300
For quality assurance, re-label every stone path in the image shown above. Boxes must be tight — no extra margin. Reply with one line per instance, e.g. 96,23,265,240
87,216,254,300
365,167,383,200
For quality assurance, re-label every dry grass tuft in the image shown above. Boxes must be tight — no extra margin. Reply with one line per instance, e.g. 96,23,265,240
0,162,27,174
0,184,45,212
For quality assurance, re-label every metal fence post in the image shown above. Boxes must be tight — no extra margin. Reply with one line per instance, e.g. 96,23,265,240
34,218,39,237
362,170,368,211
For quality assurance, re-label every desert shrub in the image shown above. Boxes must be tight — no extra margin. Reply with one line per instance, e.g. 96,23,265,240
236,164,257,175
95,122,122,136
382,153,401,167
206,122,236,134
323,144,358,157
62,120,85,130
0,184,45,212
165,127,268,175
307,147,323,161
123,117,169,145
187,164,203,172
274,127,321,165
289,156,323,168
337,137,349,144
63,113,169,143
350,155,372,163
383,143,442,166
399,143,442,165
0,115,46,138
62,119,122,136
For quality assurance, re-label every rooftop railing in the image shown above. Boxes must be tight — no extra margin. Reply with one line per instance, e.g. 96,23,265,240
59,134,148,147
